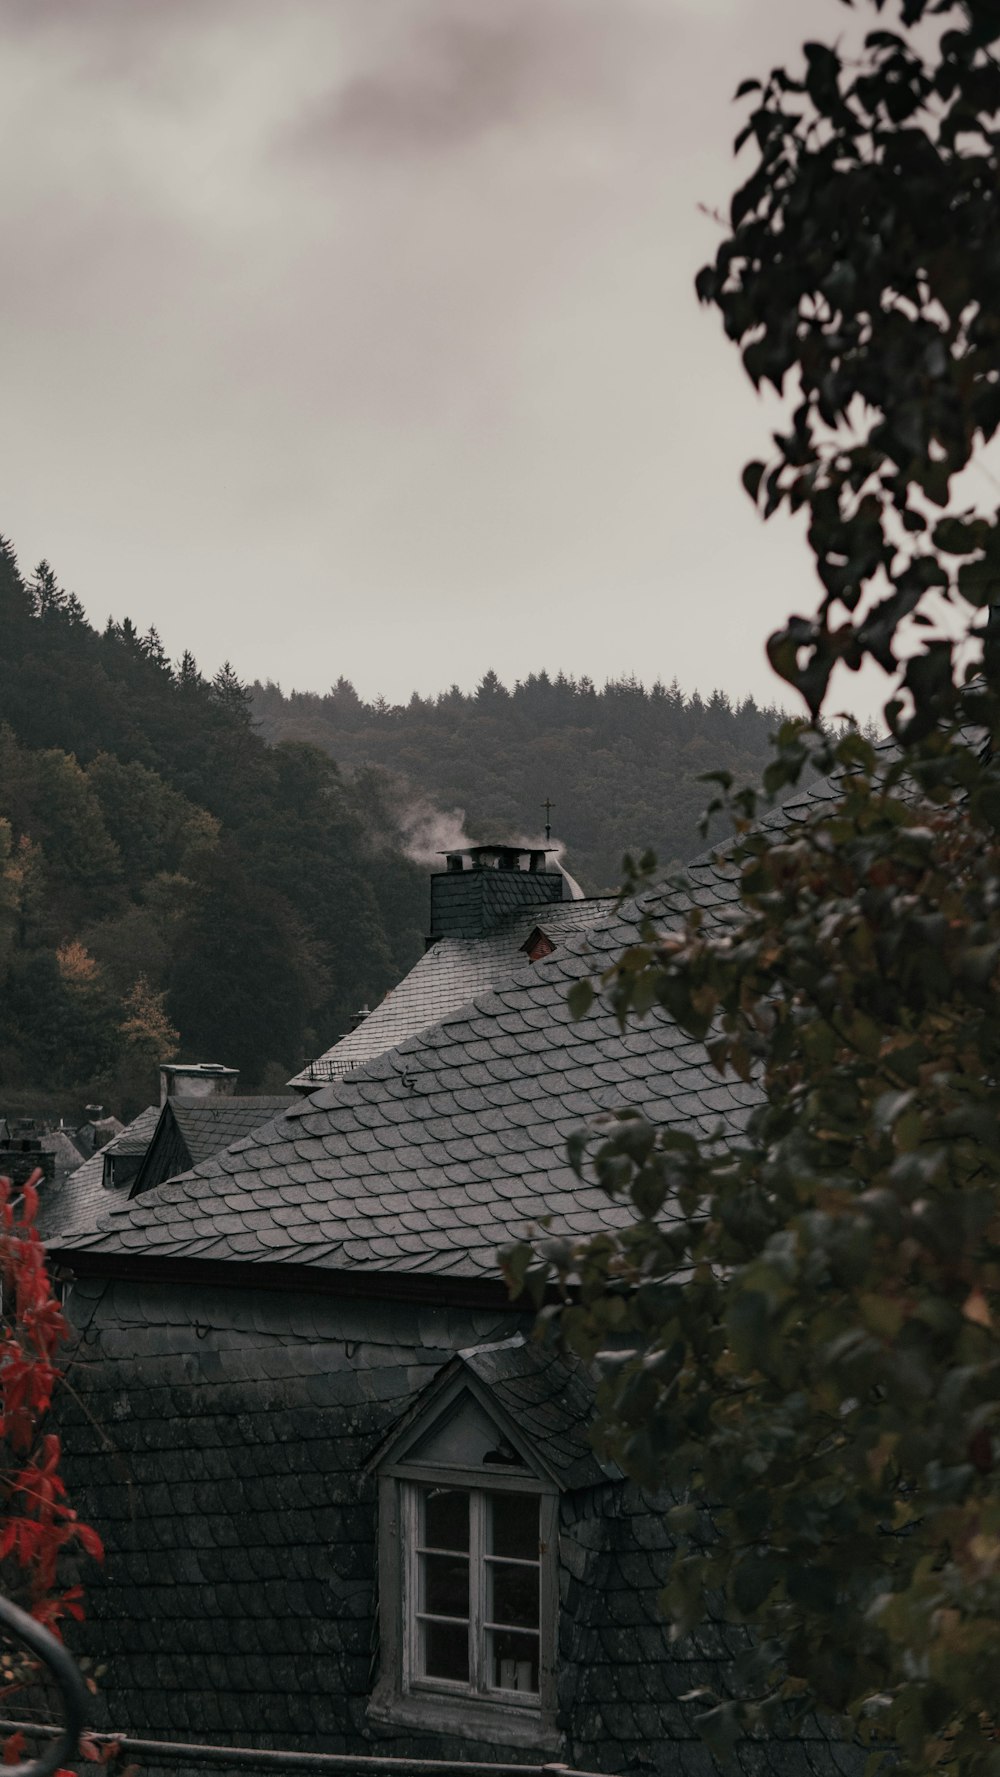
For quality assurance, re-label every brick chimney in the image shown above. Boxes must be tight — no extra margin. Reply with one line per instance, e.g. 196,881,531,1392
429,845,564,941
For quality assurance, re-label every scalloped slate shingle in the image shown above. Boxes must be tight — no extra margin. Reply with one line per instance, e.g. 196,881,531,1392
39,1105,160,1248
289,898,612,1087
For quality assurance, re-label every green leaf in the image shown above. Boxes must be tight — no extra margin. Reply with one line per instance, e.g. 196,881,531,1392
957,557,1000,607
667,1502,699,1535
742,460,767,502
932,516,989,556
696,1701,742,1761
731,1554,781,1614
567,979,594,1020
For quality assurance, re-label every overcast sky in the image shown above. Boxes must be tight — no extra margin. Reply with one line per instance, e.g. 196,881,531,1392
0,0,877,712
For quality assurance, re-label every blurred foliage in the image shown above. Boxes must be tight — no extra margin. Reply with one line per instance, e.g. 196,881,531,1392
506,5,1000,1776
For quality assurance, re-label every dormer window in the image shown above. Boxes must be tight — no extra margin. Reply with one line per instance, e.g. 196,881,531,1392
368,1365,559,1749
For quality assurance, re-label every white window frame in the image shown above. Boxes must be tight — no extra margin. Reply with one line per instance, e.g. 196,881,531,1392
370,1459,559,1748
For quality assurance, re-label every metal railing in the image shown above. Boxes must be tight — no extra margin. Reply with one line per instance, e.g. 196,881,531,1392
0,1722,611,1777
0,1596,614,1777
304,1061,361,1081
0,1597,87,1777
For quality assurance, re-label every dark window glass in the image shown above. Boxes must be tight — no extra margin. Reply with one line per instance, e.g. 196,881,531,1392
423,1488,469,1552
489,1628,539,1693
422,1618,469,1684
422,1552,469,1619
489,1491,538,1560
488,1561,538,1629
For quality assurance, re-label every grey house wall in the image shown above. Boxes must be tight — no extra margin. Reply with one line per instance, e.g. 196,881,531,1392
54,1275,854,1777
53,1277,638,1770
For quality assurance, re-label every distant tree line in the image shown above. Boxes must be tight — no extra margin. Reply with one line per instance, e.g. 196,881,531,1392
251,669,789,890
0,539,426,1119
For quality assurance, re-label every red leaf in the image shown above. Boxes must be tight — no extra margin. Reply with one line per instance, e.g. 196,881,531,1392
77,1524,104,1561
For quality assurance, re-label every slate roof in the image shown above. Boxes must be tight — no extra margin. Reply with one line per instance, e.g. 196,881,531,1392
53,883,751,1276
40,1099,294,1248
288,898,612,1088
96,1117,138,1153
52,767,856,1280
38,1105,161,1247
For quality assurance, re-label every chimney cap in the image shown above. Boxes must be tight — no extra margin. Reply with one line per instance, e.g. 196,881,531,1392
161,1062,233,1076
436,844,559,871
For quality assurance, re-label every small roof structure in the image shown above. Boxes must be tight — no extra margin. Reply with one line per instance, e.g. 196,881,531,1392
37,1105,161,1247
39,1098,295,1247
131,1095,297,1196
39,1128,85,1183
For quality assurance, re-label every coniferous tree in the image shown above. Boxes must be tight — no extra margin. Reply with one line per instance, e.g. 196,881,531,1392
0,539,428,1115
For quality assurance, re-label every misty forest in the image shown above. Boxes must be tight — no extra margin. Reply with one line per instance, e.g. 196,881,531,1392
0,532,783,1120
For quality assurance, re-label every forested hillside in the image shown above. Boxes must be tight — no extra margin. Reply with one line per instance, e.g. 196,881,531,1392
0,527,788,1123
0,540,426,1119
251,671,787,890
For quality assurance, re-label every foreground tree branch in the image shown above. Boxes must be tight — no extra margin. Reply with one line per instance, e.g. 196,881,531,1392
506,6,1000,1775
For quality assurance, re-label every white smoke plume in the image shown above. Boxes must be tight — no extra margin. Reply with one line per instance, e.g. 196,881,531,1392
395,798,584,898
398,798,474,866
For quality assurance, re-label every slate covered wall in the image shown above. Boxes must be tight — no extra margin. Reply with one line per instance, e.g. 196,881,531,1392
53,1276,855,1777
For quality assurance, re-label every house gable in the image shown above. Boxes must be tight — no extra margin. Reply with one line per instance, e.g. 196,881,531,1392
373,1338,616,1494
374,1353,554,1488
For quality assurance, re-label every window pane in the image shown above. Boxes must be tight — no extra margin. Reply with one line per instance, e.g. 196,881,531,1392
422,1618,469,1684
489,1561,538,1629
423,1487,469,1552
489,1628,539,1694
422,1552,469,1619
489,1491,538,1560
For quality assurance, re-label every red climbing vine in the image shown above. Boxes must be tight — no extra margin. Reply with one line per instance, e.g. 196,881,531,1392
0,1167,104,1770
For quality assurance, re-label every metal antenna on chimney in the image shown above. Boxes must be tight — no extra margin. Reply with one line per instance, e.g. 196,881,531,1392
542,798,553,844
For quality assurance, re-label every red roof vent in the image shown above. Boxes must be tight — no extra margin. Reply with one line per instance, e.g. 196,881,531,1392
521,927,556,964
